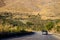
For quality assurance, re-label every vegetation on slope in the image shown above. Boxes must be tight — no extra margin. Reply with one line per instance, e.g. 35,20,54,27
0,12,60,34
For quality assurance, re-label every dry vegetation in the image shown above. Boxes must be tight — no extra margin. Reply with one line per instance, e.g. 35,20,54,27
0,12,60,33
0,0,60,36
0,0,60,19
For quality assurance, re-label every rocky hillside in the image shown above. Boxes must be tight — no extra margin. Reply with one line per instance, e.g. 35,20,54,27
0,0,60,19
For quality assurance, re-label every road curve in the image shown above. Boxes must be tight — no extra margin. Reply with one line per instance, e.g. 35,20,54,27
1,32,60,40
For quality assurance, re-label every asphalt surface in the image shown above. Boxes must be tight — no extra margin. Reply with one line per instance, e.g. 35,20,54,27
1,32,60,40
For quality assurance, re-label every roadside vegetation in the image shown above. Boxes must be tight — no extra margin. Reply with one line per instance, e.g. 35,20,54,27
0,12,60,36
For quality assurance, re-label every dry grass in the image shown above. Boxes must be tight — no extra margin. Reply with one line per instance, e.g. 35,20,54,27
0,0,60,20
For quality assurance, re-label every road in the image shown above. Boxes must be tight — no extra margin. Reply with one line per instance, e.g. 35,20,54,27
1,32,60,40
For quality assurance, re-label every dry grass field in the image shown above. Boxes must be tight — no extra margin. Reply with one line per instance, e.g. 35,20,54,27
0,0,60,19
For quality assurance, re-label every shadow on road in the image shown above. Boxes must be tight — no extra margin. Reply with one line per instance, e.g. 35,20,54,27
0,32,35,40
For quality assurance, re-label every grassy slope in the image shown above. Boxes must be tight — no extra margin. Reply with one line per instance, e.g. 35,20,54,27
0,0,60,19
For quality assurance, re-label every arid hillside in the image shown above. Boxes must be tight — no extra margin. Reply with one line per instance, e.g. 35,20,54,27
0,0,60,19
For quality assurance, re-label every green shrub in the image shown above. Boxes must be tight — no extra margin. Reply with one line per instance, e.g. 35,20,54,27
56,26,60,32
26,22,34,26
45,22,54,31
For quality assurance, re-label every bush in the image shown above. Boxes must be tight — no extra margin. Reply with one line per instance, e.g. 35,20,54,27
45,22,54,31
56,26,60,32
26,22,34,26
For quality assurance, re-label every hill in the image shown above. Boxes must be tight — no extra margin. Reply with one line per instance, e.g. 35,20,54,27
0,0,60,19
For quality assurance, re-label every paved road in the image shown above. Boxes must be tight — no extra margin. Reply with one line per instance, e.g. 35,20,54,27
1,32,60,40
